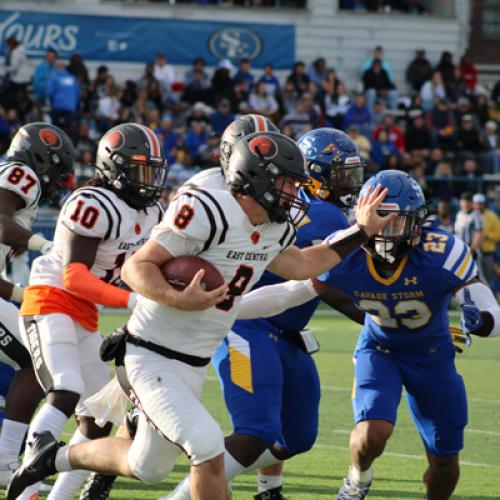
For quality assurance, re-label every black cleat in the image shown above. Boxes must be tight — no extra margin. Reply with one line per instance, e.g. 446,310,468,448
7,431,62,500
79,472,117,500
254,486,287,500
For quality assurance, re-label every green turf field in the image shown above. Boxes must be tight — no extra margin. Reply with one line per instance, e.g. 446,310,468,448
57,312,500,499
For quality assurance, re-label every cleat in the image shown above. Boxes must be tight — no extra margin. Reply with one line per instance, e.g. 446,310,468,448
79,472,117,500
254,486,287,500
336,477,371,499
6,431,62,500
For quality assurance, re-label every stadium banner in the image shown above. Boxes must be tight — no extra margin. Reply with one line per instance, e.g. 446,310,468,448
0,10,295,69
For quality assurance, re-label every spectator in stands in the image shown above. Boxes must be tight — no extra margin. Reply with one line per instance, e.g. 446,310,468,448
427,146,445,175
370,98,386,129
405,111,433,158
184,120,209,160
155,114,178,165
137,63,157,91
74,149,95,185
371,129,399,168
154,52,176,92
373,111,405,151
492,80,500,105
301,92,321,129
280,97,314,139
234,58,255,90
461,158,483,193
32,48,57,105
186,101,211,129
473,193,500,288
184,57,209,88
198,131,221,168
3,35,31,112
278,81,297,116
322,67,342,99
96,83,121,133
362,58,398,111
258,63,281,96
210,99,235,137
435,51,455,86
430,99,455,151
67,53,89,87
406,49,433,93
456,114,483,161
324,81,351,129
47,60,80,136
308,57,327,86
248,81,279,117
130,88,148,123
211,62,234,105
360,45,394,82
146,78,166,114
459,55,478,94
92,65,110,99
482,120,500,173
286,61,310,96
0,106,17,155
409,160,427,190
120,80,137,108
343,93,372,137
420,71,446,111
445,66,466,103
75,121,97,159
347,124,371,160
473,93,491,129
228,78,252,115
428,198,454,232
182,64,211,105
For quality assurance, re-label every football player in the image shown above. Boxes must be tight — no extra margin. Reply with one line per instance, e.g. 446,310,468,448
10,123,168,500
164,127,367,500
7,131,393,500
227,170,500,499
0,123,74,489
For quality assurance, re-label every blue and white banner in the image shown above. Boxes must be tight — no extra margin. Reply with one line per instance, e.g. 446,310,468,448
0,10,295,69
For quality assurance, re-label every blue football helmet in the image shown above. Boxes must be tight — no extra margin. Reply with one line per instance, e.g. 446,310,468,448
297,128,365,209
360,170,427,262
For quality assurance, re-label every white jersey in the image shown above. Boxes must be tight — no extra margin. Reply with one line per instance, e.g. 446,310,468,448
183,167,227,191
0,161,41,273
128,186,297,358
29,186,164,288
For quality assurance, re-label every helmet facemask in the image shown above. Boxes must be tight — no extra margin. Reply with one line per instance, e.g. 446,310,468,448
110,153,168,209
364,203,427,263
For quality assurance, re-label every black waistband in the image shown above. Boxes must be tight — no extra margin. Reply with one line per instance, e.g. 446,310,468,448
125,332,211,368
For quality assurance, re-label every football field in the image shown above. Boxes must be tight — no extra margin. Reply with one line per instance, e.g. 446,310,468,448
57,311,500,499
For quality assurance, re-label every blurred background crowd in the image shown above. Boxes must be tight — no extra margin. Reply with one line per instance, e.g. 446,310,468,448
2,32,500,293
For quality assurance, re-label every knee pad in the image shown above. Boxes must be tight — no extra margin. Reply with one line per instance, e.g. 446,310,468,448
128,444,176,485
187,425,225,466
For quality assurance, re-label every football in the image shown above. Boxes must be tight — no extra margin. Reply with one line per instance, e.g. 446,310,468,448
161,255,225,291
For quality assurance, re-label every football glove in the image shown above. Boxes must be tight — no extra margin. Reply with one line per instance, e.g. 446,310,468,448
460,288,483,334
449,326,471,354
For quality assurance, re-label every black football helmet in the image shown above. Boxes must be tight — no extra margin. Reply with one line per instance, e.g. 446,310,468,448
220,114,279,175
7,122,75,202
226,131,310,224
96,123,168,209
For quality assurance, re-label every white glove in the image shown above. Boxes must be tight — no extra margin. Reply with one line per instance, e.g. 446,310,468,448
27,234,53,254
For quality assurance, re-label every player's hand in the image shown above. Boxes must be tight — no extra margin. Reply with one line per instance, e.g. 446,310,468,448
460,288,483,334
172,269,229,311
354,184,397,237
449,326,471,354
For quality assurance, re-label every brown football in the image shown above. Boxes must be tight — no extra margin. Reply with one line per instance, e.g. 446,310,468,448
161,256,225,292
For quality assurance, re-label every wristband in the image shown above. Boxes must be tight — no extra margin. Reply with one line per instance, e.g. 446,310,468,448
9,284,24,303
326,224,369,259
27,234,52,253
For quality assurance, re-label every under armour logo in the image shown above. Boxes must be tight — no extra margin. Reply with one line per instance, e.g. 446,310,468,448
404,276,418,286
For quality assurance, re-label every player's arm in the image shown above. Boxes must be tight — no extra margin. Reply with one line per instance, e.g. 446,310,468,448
454,279,500,338
312,278,365,325
0,188,51,253
267,184,395,280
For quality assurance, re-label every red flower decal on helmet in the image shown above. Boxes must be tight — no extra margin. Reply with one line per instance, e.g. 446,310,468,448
248,135,278,160
106,130,125,150
39,128,62,149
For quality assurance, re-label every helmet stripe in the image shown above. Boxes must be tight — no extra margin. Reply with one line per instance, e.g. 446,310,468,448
138,124,161,158
253,114,267,132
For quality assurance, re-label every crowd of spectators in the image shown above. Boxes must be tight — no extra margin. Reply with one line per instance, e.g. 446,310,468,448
1,36,500,211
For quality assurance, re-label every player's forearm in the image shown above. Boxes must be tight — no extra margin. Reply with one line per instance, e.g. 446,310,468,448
456,282,500,338
0,277,23,303
237,280,318,320
0,214,32,250
121,259,179,308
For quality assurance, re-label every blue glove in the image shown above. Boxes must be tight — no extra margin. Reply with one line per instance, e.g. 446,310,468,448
460,288,483,334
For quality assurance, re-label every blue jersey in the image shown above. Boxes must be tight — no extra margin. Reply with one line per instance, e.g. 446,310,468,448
320,227,478,349
235,192,349,334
